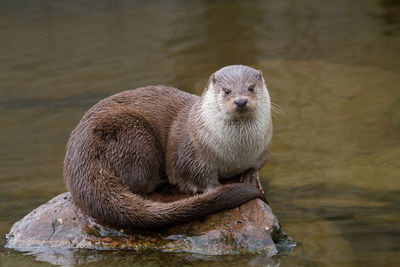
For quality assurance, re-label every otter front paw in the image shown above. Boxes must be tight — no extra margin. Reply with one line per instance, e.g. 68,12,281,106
239,169,267,203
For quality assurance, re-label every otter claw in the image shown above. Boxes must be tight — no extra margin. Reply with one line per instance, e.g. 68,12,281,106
240,170,267,203
259,194,269,204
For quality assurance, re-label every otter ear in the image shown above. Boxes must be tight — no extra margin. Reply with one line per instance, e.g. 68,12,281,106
257,70,263,80
211,73,217,84
206,73,217,89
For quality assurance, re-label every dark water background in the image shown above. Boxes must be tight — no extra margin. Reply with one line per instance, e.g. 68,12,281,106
1,0,400,266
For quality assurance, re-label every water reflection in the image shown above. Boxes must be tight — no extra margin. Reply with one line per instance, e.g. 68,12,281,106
165,0,264,90
380,0,400,35
271,183,400,257
1,244,293,266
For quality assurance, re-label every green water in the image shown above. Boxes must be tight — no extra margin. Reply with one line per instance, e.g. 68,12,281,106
1,0,400,266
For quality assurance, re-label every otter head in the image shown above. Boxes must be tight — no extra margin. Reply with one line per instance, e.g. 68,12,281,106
202,65,270,120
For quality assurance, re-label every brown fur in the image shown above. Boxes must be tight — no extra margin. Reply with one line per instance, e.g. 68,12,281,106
64,66,271,229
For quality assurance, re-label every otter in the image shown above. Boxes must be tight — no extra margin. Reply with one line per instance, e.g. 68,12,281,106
63,65,272,229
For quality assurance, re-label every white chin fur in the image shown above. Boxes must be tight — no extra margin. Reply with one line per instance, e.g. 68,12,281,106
198,83,272,178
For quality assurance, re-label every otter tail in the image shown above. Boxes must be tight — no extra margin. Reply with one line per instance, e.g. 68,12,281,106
67,168,263,229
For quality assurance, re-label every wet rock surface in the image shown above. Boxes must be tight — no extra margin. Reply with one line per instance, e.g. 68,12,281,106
6,175,294,261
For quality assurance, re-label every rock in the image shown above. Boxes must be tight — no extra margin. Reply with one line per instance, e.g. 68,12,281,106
6,174,294,263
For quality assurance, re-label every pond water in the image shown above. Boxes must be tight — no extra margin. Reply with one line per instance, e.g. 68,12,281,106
1,0,399,266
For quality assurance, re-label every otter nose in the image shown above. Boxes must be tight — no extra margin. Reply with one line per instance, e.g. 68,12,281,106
234,98,248,108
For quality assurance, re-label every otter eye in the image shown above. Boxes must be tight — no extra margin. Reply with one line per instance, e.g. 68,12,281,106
248,85,255,92
223,88,231,95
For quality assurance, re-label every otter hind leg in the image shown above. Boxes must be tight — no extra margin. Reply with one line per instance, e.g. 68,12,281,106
92,105,164,194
